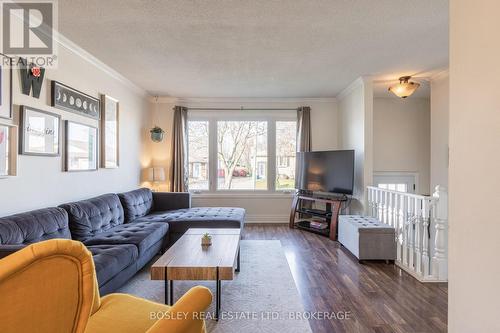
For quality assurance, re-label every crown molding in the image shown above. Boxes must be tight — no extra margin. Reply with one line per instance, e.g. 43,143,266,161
336,76,368,100
150,96,337,104
430,69,449,81
54,32,148,97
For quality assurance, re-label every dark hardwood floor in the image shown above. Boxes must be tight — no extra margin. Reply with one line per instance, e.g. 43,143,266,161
242,224,448,333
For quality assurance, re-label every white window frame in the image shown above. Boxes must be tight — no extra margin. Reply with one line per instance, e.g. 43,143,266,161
187,110,297,194
373,171,419,194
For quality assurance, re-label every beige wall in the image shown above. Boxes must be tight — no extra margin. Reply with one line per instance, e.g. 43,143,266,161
149,98,339,223
449,1,500,332
0,40,150,216
337,78,373,213
373,97,431,194
430,73,449,190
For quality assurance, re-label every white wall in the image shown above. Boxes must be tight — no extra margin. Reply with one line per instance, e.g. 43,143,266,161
0,39,151,216
150,97,339,223
430,72,449,190
337,78,373,213
449,1,500,332
373,97,431,194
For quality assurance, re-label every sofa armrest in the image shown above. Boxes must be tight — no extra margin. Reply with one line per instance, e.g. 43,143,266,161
146,286,212,333
152,192,192,212
0,244,27,260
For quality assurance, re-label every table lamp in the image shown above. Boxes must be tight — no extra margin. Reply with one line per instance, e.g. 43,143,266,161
148,167,165,192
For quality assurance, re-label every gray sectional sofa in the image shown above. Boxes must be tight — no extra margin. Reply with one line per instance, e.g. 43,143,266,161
0,188,245,295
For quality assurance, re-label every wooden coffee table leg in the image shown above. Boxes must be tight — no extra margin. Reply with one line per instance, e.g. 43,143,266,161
164,267,168,305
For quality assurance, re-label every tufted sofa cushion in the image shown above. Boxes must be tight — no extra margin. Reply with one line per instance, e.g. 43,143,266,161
59,194,125,242
83,221,168,255
118,188,153,223
0,207,71,245
87,244,138,286
134,207,245,234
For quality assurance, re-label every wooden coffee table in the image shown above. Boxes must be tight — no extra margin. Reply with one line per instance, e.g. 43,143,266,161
151,228,241,320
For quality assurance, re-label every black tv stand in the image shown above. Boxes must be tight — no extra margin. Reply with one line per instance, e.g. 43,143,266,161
289,193,347,240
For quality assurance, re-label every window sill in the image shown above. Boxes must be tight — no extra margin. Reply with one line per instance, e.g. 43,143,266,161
191,191,295,199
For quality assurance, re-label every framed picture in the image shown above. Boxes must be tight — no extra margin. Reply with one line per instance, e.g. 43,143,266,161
52,81,100,119
0,123,17,177
101,94,119,168
20,106,60,156
0,54,13,119
64,121,98,172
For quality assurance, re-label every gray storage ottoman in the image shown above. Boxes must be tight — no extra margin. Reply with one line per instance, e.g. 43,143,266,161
338,215,396,261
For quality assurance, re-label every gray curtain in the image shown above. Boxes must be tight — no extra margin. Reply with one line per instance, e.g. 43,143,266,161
297,106,311,152
170,106,188,192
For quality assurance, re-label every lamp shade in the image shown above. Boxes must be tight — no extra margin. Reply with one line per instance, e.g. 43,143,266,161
388,76,420,98
148,167,166,182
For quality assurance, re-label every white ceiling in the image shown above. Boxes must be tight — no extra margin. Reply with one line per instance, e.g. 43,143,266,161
58,0,448,98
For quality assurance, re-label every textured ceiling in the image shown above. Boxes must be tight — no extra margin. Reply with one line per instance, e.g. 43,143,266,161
58,0,448,98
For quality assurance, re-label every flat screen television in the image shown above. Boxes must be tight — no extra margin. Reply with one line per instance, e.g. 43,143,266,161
296,150,355,195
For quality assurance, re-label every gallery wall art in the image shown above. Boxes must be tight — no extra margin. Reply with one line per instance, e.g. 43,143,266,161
64,121,98,172
52,81,100,119
0,54,13,119
20,106,60,156
0,123,17,177
19,58,45,99
101,94,119,168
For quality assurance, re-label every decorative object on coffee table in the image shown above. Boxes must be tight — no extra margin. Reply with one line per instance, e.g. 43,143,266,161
201,232,212,246
0,54,13,119
151,228,241,321
100,94,119,168
150,126,165,142
19,106,60,156
51,81,100,119
64,121,98,172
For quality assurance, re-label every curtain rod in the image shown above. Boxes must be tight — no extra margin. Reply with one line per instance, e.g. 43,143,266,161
186,107,299,111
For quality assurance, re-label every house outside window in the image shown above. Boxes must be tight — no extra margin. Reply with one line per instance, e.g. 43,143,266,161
187,110,297,193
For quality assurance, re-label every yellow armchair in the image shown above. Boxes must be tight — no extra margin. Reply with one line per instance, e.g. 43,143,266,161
0,239,212,333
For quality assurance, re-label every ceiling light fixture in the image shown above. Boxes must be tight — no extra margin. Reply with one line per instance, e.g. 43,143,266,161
388,76,420,98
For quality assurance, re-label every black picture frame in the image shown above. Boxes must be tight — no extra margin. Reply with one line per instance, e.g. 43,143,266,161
0,53,13,120
51,81,100,119
19,106,61,156
64,120,99,172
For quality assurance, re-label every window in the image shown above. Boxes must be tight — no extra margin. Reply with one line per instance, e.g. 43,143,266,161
187,121,209,190
276,121,297,190
377,183,408,192
187,112,297,192
373,172,417,193
217,121,267,190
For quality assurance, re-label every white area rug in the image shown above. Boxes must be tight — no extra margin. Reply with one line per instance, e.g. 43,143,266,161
118,240,312,333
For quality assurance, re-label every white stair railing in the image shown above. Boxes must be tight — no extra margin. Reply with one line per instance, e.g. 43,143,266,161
367,186,448,282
